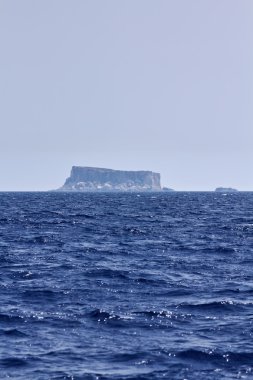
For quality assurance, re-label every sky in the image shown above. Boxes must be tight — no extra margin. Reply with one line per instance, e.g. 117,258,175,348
0,0,252,191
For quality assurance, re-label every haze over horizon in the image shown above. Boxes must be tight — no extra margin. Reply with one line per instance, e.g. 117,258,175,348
0,1,252,191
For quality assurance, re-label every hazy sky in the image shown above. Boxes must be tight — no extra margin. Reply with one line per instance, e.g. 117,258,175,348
0,0,252,191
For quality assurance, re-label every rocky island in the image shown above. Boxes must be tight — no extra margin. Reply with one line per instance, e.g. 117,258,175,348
58,166,161,191
215,187,238,193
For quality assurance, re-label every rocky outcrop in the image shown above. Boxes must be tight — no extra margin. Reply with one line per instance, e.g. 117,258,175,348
215,187,238,193
58,166,161,191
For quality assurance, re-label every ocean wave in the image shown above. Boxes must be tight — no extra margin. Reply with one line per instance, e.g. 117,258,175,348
132,310,192,321
86,268,130,280
0,313,24,323
178,300,247,312
88,309,132,325
0,357,28,367
0,328,27,337
177,349,253,366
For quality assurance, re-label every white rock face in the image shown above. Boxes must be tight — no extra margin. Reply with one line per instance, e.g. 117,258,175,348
58,166,161,191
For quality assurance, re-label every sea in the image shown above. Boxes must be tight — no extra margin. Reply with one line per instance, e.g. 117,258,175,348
1,191,253,380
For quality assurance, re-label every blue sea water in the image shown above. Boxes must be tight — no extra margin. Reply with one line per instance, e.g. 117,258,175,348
1,192,253,380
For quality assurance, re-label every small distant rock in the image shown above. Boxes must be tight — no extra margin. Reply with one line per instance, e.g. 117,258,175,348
215,187,238,193
162,187,174,192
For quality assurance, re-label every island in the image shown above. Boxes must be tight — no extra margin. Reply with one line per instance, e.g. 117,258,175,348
215,187,238,193
58,166,161,191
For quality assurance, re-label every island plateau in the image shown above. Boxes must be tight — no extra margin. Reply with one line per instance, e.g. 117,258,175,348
58,166,161,191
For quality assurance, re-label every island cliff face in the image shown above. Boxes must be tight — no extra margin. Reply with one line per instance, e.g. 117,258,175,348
59,166,161,191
